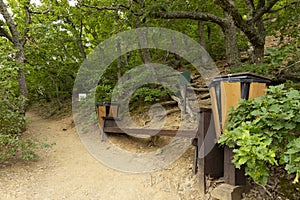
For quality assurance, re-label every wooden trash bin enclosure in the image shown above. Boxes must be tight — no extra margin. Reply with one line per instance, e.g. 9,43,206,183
209,72,272,185
96,102,119,127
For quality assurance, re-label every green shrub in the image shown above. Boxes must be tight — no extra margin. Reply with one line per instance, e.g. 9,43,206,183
218,84,300,185
131,85,171,103
0,93,42,162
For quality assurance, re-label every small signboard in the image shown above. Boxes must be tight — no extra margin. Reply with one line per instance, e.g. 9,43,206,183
78,93,87,101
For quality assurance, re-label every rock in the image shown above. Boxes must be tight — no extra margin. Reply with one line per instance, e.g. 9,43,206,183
211,184,247,200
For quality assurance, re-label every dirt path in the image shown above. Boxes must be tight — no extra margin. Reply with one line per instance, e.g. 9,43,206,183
0,111,202,200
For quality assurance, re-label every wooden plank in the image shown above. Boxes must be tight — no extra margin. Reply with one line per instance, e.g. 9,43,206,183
220,82,243,186
97,106,106,127
249,82,267,98
209,87,221,138
109,105,119,117
220,82,241,131
103,127,197,138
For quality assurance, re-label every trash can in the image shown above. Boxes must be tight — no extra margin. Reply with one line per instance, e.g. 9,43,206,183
209,72,271,185
209,72,272,137
96,102,119,127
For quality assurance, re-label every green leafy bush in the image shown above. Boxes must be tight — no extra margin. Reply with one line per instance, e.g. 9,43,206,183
0,93,41,162
95,85,113,102
283,137,300,184
218,84,300,185
131,85,171,103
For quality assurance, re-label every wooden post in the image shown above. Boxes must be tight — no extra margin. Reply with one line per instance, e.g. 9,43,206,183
224,146,246,185
197,108,212,196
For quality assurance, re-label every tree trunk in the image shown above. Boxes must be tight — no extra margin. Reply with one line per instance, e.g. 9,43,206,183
15,43,28,115
0,0,28,115
222,0,241,69
116,39,122,80
223,20,241,69
77,20,87,60
251,43,264,64
251,20,266,64
198,20,206,49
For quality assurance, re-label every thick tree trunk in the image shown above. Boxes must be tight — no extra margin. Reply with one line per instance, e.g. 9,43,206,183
251,43,265,64
15,48,28,101
223,20,241,69
14,40,28,116
222,1,241,69
251,20,266,64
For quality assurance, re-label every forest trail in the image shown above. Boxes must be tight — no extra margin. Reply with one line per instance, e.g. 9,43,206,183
0,110,202,200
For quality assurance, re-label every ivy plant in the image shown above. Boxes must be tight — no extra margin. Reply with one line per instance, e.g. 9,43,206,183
218,84,300,185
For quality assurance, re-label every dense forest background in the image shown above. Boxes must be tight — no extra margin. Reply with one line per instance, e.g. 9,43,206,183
0,0,299,194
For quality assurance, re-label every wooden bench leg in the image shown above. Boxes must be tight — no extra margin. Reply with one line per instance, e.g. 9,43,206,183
192,138,198,175
100,118,108,142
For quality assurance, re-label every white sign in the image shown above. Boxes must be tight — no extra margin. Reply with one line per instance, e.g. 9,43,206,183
78,93,87,101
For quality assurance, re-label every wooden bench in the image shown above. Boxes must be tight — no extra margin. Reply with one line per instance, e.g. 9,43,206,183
98,108,224,197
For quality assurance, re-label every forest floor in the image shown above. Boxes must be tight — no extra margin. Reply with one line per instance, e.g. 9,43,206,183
0,108,205,200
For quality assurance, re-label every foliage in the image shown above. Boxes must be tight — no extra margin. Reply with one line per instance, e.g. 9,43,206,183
218,84,300,185
95,85,113,103
0,96,26,135
0,95,39,162
231,44,300,89
283,137,300,184
131,85,171,104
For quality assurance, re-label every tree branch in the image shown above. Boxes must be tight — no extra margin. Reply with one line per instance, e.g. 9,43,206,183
252,0,279,22
28,8,51,15
214,0,261,45
149,11,227,27
22,3,31,46
63,17,87,60
79,3,130,11
0,0,21,45
244,0,255,18
268,0,300,13
0,1,31,46
0,26,13,42
214,0,246,28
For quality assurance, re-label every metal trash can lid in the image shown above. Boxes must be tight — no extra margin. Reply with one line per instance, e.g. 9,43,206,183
209,72,272,87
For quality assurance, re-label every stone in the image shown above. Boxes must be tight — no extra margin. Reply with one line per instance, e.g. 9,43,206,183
210,183,247,200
